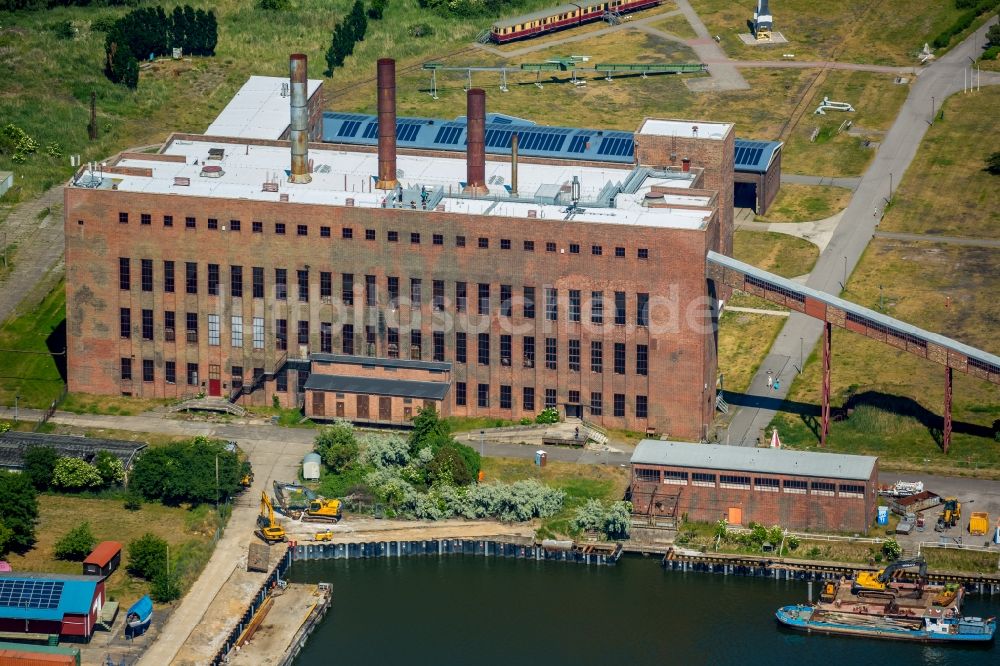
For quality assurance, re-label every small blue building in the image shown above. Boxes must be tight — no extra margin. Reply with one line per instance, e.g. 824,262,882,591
0,572,105,641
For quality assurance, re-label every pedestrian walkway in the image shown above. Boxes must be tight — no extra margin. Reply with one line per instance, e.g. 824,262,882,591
736,211,843,252
873,231,1000,249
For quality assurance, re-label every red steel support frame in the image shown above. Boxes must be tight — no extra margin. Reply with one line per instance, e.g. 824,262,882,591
943,366,952,454
821,321,831,447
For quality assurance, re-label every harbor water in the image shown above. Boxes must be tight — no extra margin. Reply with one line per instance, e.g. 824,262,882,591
288,555,998,665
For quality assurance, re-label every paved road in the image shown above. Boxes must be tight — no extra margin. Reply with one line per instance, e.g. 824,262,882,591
721,59,916,74
725,16,1000,446
874,231,1000,248
781,174,861,190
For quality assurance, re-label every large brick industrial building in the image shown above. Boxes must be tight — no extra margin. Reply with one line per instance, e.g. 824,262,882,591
629,440,879,533
64,55,738,439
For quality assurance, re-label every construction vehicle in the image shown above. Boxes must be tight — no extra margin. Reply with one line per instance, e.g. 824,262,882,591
255,492,287,544
852,557,928,594
272,481,318,519
314,530,334,542
303,498,343,523
936,497,961,530
969,512,989,536
240,469,254,489
819,581,837,603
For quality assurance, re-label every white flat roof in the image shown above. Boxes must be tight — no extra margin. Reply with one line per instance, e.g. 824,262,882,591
639,119,732,140
205,75,323,140
89,137,713,230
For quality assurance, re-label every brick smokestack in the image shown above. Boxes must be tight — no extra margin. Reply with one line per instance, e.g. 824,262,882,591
464,88,488,195
288,53,311,184
375,58,398,190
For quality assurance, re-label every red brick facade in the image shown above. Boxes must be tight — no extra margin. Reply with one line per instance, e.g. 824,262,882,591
630,461,879,534
64,121,732,439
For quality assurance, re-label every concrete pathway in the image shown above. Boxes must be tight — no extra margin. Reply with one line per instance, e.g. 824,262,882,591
737,210,843,252
724,16,1000,447
873,231,1000,249
672,0,749,91
0,186,65,325
781,174,862,190
722,59,917,74
725,306,789,317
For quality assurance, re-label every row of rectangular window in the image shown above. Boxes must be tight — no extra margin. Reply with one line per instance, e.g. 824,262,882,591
115,214,652,259
452,383,646,418
121,360,298,392
118,261,650,326
635,469,866,497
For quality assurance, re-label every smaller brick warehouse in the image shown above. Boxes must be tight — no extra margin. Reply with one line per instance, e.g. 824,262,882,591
629,440,878,534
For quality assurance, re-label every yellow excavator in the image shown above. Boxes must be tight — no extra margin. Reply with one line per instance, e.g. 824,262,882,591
255,492,287,544
852,557,927,595
303,498,343,523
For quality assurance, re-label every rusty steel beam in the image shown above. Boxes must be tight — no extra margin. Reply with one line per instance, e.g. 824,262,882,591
375,58,398,190
821,321,831,447
943,366,953,454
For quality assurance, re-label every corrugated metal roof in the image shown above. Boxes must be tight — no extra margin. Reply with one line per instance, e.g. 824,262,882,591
0,572,100,621
322,112,780,173
708,251,1000,373
305,374,451,400
310,353,451,372
0,433,146,471
83,541,121,568
630,440,877,481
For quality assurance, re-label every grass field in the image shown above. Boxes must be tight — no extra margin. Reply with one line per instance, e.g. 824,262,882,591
717,310,785,394
756,183,852,223
480,457,629,538
771,236,1000,478
649,11,698,40
689,0,975,65
921,546,1000,574
0,281,66,408
733,230,819,278
880,87,1000,239
767,81,1000,476
4,495,224,604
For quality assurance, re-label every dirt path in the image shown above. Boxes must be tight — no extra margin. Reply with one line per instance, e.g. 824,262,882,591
0,185,65,325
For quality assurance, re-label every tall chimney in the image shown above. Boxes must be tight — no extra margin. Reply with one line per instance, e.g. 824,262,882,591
376,58,398,190
510,132,519,197
464,88,488,195
289,53,311,184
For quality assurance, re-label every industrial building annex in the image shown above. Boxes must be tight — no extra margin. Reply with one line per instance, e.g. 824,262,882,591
64,55,737,440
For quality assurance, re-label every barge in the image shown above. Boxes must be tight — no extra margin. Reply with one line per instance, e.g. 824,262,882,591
776,604,996,643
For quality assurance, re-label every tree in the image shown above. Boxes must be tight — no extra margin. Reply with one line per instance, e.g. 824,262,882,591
325,22,354,75
23,446,59,490
315,421,359,473
987,23,1000,48
93,451,126,487
54,522,97,561
0,520,13,555
603,501,632,539
427,445,474,486
170,5,187,52
52,457,104,490
409,404,448,453
0,471,38,553
203,10,218,55
367,0,388,20
347,0,368,42
129,438,244,505
151,569,182,602
127,533,168,580
985,151,1000,175
882,538,902,561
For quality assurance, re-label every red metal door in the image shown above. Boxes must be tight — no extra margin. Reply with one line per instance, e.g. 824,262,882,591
208,365,221,397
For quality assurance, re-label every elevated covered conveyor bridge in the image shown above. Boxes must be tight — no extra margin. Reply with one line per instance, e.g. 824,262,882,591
707,251,1000,452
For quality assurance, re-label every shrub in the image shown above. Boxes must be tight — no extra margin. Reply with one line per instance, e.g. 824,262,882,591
123,492,142,511
0,471,38,553
0,421,10,433
571,498,606,532
519,417,532,425
258,0,290,8
94,451,126,487
427,445,474,486
151,570,182,602
985,151,1000,175
534,408,560,424
882,538,902,561
52,457,103,490
360,434,410,468
54,522,96,561
408,23,434,38
409,404,449,453
23,446,59,490
49,20,76,40
367,0,387,19
127,533,168,580
315,421,359,473
129,437,246,505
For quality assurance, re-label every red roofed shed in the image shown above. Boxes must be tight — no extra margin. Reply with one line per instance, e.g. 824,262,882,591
82,542,122,578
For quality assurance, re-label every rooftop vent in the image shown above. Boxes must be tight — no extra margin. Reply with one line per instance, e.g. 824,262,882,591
200,165,224,178
207,148,225,160
279,193,289,202
262,181,279,192
173,176,190,186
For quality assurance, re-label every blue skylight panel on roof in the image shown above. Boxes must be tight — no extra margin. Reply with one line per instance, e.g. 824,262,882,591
396,123,421,142
567,135,590,153
434,126,462,145
337,120,361,138
362,122,379,139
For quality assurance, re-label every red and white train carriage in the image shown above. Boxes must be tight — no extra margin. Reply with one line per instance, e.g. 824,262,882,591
490,0,661,43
